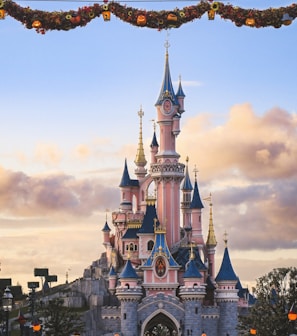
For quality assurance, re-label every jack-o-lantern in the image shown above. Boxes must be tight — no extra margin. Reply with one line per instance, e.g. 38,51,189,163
0,9,5,19
208,9,215,20
167,13,177,22
137,14,146,26
32,20,42,28
102,11,111,21
245,17,255,26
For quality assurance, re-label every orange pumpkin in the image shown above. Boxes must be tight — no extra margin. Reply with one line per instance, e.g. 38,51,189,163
245,17,255,26
137,14,146,26
32,20,42,28
208,9,215,20
0,9,5,19
167,13,177,22
102,11,111,21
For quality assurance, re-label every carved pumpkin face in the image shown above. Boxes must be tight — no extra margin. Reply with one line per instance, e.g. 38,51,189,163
245,17,255,26
32,20,42,28
137,14,146,26
102,11,111,21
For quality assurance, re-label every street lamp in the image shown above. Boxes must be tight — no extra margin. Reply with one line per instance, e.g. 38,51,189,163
2,286,13,336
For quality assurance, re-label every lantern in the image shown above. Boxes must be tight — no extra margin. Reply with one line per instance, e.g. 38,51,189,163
137,14,146,26
208,9,215,20
245,17,255,26
32,20,42,28
0,8,5,19
250,328,257,335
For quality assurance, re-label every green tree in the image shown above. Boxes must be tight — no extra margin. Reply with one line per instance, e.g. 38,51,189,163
238,267,297,336
37,298,84,336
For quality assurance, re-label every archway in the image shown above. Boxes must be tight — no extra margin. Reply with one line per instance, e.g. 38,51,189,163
143,312,178,336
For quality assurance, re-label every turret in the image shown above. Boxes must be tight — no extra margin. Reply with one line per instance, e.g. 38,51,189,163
215,233,239,336
179,247,206,336
102,217,111,247
181,156,193,233
119,159,133,212
116,256,142,336
134,107,147,179
190,167,204,249
150,120,159,164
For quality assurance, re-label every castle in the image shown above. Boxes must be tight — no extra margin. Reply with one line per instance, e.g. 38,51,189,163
83,46,252,336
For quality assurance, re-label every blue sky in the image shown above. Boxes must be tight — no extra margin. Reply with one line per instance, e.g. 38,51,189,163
0,0,297,291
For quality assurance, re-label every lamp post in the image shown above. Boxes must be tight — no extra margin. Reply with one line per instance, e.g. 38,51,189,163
2,286,13,336
288,303,297,336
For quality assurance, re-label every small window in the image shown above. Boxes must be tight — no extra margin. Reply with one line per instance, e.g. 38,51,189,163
147,240,154,251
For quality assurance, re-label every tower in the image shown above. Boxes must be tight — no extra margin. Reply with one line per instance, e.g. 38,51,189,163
152,45,185,248
215,234,239,336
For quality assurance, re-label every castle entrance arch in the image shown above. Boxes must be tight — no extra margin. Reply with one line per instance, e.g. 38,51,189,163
143,312,179,336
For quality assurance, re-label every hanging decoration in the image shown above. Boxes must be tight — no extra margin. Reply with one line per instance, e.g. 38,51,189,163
1,0,296,33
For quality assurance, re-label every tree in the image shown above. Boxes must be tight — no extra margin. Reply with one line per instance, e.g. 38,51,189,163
238,267,297,336
37,298,84,336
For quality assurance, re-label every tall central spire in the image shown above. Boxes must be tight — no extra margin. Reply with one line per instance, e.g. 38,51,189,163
155,43,178,106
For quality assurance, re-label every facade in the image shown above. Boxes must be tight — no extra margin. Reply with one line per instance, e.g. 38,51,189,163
98,48,249,336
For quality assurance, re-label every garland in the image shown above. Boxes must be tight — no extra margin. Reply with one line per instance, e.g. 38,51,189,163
0,0,296,34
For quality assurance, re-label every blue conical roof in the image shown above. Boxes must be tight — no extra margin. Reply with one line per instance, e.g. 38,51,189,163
176,79,185,97
215,246,237,282
109,266,117,277
119,259,138,279
183,259,202,279
119,159,131,187
190,180,204,209
150,131,159,148
155,51,178,106
181,161,193,191
102,221,111,232
138,203,159,234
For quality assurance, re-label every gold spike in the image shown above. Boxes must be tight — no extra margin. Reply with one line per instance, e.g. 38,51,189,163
206,193,217,247
134,106,147,167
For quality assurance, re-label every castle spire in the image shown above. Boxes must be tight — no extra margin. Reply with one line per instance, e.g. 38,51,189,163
155,43,178,106
134,106,147,178
206,194,217,248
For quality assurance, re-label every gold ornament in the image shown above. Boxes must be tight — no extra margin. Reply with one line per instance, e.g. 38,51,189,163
0,8,5,19
102,11,110,21
137,14,146,26
32,20,42,28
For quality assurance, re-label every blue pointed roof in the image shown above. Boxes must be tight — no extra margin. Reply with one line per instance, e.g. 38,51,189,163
190,180,204,209
215,246,237,282
119,159,131,187
109,266,117,277
119,159,139,187
102,221,111,232
143,228,179,268
150,131,159,148
119,259,138,279
174,247,207,271
155,51,179,106
122,228,139,239
181,160,193,191
138,203,159,234
176,79,185,97
183,259,202,279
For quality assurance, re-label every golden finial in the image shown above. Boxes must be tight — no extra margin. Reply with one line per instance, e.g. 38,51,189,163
151,119,156,132
127,249,131,259
193,165,199,181
186,156,189,164
105,208,109,221
223,231,228,247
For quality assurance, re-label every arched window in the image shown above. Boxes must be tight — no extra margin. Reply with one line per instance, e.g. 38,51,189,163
147,240,154,251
